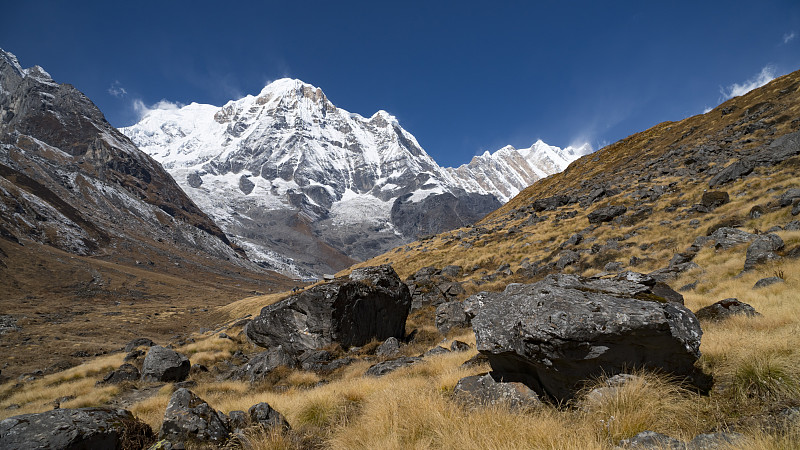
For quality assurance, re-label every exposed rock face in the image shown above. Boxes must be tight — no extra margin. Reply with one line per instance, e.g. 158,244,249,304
390,191,501,238
141,346,190,382
246,265,411,354
0,407,154,449
709,130,800,187
694,298,759,322
159,388,230,446
435,300,470,334
454,373,542,410
469,274,709,402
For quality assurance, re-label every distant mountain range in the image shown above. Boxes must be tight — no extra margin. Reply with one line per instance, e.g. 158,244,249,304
122,79,585,277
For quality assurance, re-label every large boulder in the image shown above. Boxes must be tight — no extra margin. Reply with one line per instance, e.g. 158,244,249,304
159,388,230,446
141,346,190,382
469,274,709,402
0,407,154,449
245,265,411,354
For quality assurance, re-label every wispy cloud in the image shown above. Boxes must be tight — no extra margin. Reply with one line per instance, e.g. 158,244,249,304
132,98,184,120
719,66,776,101
107,80,127,98
783,31,796,44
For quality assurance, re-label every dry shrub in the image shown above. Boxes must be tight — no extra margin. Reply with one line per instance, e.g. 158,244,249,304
577,371,708,444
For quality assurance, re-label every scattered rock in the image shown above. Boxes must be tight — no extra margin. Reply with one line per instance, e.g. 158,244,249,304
297,349,333,372
678,281,698,292
588,205,628,224
141,346,190,383
453,373,542,410
365,357,422,377
233,346,296,383
450,340,470,352
98,363,140,385
604,261,624,272
753,276,785,289
159,388,230,446
687,432,745,449
0,407,154,450
123,349,145,362
435,301,470,334
695,298,760,322
461,353,489,369
708,227,757,249
779,188,800,207
246,265,411,355
376,337,401,358
749,205,766,219
743,234,784,272
249,402,290,432
786,220,800,231
700,190,730,209
470,274,710,402
227,410,248,432
423,346,450,357
124,337,155,353
556,250,581,269
616,430,684,449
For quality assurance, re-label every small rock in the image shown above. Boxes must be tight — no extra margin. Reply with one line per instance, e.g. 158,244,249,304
423,346,450,357
701,190,730,209
435,301,470,335
687,432,744,449
249,402,290,431
695,298,759,322
743,234,784,272
98,363,140,385
454,373,542,410
376,337,401,358
461,353,489,369
617,430,684,449
588,205,628,224
779,188,800,207
604,261,624,272
753,276,784,289
787,220,800,231
234,346,296,383
124,337,155,353
450,340,470,352
365,357,422,377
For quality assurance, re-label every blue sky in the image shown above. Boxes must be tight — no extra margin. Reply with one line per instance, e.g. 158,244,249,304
2,1,800,167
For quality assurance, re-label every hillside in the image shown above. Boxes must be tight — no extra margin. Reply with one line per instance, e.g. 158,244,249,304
1,67,799,449
0,49,294,380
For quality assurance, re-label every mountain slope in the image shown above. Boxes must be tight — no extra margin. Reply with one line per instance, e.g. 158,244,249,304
0,49,293,379
122,79,581,277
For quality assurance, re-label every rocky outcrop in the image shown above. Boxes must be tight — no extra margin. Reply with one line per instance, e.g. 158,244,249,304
587,205,627,224
141,346,190,382
405,266,467,311
469,274,709,402
246,265,411,354
435,301,471,334
233,346,296,383
709,130,800,187
0,407,154,449
249,402,290,432
743,234,784,271
391,191,501,239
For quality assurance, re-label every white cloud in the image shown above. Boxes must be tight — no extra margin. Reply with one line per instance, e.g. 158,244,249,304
107,80,127,98
132,98,184,120
783,31,796,44
719,66,777,101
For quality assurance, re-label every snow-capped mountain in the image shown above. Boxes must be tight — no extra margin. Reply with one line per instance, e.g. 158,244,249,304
122,78,582,277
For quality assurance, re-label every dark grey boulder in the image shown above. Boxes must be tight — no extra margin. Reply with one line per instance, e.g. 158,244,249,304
708,227,757,249
470,274,709,402
435,300,470,334
365,357,422,377
298,349,333,372
0,407,154,450
695,298,759,322
753,276,785,289
743,234,784,271
98,363,140,385
588,205,628,224
532,194,572,212
556,250,581,269
245,265,411,355
709,130,800,187
793,202,800,216
376,337,401,358
787,221,800,231
227,410,248,432
700,191,729,209
453,373,542,410
141,346,190,383
159,388,230,445
249,402,290,431
439,265,462,279
779,188,800,207
233,346,296,383
124,337,155,353
709,160,754,187
616,430,684,449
